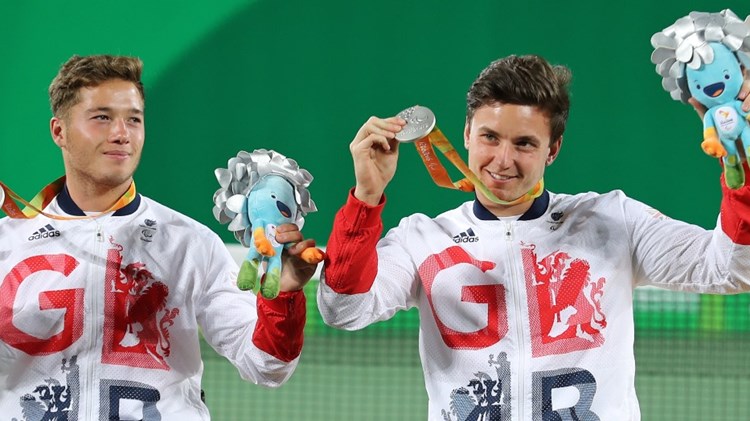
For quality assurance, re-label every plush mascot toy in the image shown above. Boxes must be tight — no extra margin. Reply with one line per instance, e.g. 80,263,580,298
213,149,324,299
651,9,750,189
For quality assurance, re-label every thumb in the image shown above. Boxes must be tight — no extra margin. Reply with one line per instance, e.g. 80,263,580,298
687,97,707,120
740,67,750,112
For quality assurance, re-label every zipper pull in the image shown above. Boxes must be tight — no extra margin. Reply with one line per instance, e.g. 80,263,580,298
504,221,513,241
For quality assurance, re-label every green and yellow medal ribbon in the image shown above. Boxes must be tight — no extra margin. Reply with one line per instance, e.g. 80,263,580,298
413,127,543,206
0,176,137,220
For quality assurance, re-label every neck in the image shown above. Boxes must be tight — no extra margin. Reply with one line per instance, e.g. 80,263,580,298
64,176,133,213
483,198,533,218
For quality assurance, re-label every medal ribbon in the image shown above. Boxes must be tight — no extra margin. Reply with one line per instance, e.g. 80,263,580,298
413,127,544,206
0,176,137,220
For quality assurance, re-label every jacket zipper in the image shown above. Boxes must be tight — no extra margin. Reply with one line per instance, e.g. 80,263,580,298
87,221,105,420
504,221,526,420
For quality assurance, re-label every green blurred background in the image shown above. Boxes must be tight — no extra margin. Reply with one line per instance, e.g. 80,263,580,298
2,1,750,419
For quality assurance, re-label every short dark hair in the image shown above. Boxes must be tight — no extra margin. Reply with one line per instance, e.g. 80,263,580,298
49,54,144,118
466,55,571,140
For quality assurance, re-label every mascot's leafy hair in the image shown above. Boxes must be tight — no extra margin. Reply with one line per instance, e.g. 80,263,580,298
212,149,316,247
651,9,750,103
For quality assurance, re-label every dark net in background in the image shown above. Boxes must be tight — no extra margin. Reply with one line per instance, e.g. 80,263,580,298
201,282,750,420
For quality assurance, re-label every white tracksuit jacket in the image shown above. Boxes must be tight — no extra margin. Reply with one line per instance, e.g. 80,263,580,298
318,179,750,420
0,188,305,420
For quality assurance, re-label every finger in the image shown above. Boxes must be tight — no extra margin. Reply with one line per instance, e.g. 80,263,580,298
287,239,317,256
354,116,406,142
687,97,707,120
740,79,750,112
275,223,299,233
352,132,394,153
369,115,406,132
367,133,396,152
382,116,407,127
275,227,303,244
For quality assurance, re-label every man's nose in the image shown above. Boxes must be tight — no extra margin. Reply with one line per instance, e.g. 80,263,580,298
494,142,514,168
110,118,129,143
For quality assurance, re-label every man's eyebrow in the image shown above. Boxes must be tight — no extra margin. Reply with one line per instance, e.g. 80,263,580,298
476,125,500,135
477,126,543,144
85,106,144,115
515,135,541,143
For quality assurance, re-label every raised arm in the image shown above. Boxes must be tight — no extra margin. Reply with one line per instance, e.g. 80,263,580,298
318,115,421,330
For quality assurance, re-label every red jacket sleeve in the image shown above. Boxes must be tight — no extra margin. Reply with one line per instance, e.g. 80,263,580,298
720,161,750,245
323,189,385,294
252,290,305,362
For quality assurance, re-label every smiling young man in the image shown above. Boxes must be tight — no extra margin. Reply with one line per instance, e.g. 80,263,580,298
51,77,145,211
317,55,750,420
0,55,318,420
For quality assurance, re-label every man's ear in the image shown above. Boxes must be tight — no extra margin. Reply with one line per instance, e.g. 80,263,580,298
50,117,65,148
547,136,563,166
463,121,471,149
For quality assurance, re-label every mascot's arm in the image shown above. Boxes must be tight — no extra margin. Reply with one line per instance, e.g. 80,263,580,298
253,224,275,256
701,112,727,158
300,247,324,263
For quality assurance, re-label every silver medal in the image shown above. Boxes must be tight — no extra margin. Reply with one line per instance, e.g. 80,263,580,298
395,105,436,143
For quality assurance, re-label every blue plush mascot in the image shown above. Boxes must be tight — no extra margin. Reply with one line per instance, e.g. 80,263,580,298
213,150,324,299
651,9,750,188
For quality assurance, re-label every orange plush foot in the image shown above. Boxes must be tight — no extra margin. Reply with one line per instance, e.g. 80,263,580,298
701,138,727,158
300,247,325,264
253,228,275,256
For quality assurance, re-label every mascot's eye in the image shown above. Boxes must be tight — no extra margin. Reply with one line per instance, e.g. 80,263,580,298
724,74,730,80
696,84,701,90
271,194,276,199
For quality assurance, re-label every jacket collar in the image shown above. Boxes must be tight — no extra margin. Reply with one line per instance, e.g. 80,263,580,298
57,184,141,216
